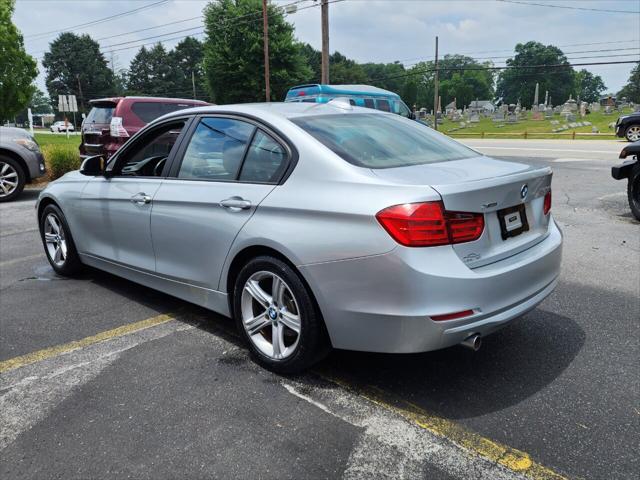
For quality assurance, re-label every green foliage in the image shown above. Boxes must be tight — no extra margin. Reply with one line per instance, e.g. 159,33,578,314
42,32,114,113
617,64,640,103
438,55,494,109
0,0,38,121
128,44,176,96
169,37,206,99
574,69,606,103
496,41,574,108
203,0,311,103
30,88,53,114
42,144,81,180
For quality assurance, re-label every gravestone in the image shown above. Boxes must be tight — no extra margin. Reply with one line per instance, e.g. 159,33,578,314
590,102,601,112
469,112,480,123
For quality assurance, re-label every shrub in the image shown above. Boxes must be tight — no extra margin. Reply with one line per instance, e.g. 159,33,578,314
42,144,81,180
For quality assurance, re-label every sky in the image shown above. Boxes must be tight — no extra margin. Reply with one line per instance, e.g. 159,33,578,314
13,0,640,100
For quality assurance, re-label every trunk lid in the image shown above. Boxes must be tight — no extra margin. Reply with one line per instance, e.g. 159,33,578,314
371,156,553,268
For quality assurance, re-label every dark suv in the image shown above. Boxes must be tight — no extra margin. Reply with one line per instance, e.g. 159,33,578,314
615,110,640,142
80,96,208,159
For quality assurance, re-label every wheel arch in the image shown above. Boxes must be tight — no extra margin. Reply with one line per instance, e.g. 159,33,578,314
37,195,61,224
224,244,332,345
0,148,31,182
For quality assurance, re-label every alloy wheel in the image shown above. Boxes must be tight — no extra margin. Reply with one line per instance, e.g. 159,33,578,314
43,213,68,267
0,162,19,198
240,271,301,360
626,126,640,142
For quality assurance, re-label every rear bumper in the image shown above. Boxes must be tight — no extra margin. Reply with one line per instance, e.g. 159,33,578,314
300,218,563,353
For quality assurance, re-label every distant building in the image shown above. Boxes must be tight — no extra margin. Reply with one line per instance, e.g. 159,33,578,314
468,100,495,114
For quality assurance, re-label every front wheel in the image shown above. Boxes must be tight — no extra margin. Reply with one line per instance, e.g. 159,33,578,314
625,124,640,142
39,204,83,276
0,156,26,202
233,256,330,374
628,164,640,221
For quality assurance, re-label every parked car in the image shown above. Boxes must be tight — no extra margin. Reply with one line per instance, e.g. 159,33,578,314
285,84,414,118
0,127,46,202
611,141,640,220
50,121,74,133
37,101,562,373
79,96,209,160
615,111,640,142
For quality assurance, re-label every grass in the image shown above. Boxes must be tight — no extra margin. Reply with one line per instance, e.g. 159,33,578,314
34,132,82,148
437,107,632,139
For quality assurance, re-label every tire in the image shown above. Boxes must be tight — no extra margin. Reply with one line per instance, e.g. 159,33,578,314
39,204,83,276
625,124,640,142
628,164,640,221
0,156,26,202
233,255,330,374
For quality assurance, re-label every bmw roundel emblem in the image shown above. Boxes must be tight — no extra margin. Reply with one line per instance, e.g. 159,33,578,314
268,306,278,320
520,184,528,199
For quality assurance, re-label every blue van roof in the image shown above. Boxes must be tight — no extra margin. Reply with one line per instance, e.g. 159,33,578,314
286,84,401,99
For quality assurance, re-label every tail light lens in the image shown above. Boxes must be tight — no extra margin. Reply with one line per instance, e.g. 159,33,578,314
376,201,484,247
109,117,129,138
543,190,552,215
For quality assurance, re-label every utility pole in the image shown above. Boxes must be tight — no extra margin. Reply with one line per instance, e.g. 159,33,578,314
262,0,271,102
76,74,84,114
321,0,329,84
433,36,439,131
192,71,197,99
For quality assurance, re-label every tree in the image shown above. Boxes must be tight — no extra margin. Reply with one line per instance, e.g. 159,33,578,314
128,44,175,96
496,41,574,107
203,0,311,103
574,69,606,103
30,88,53,114
617,64,640,103
42,32,114,113
361,62,406,93
169,37,205,99
0,0,38,121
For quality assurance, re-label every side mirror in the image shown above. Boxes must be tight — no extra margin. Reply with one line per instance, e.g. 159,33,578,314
409,111,416,120
80,155,105,176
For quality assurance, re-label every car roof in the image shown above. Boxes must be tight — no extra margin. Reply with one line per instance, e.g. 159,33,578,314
158,101,391,123
89,96,208,105
286,84,400,98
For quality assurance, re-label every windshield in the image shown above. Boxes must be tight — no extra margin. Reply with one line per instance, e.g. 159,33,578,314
291,113,477,168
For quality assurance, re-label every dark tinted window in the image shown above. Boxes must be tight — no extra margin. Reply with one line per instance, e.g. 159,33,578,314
85,106,114,125
115,121,185,177
131,102,196,123
376,99,391,112
178,118,254,181
363,98,375,109
292,113,476,169
239,131,288,183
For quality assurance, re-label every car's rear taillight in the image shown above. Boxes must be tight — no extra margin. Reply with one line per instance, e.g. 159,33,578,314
543,190,552,215
109,117,129,138
376,201,484,247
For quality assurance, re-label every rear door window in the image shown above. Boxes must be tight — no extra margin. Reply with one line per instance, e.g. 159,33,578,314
376,99,391,112
177,117,255,181
131,102,196,123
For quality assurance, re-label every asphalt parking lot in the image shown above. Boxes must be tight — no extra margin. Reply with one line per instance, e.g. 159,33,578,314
1,140,638,479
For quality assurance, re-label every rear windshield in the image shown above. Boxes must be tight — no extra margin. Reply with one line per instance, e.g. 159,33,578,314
291,113,477,168
131,102,196,123
85,106,114,125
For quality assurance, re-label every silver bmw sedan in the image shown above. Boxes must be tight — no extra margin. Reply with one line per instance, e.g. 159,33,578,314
36,101,562,373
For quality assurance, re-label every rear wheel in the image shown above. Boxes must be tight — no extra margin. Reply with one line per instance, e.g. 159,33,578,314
625,124,640,142
628,164,640,221
39,204,83,276
0,156,26,202
233,256,329,374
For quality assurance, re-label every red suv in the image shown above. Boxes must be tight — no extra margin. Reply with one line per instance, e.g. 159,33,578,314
80,96,209,159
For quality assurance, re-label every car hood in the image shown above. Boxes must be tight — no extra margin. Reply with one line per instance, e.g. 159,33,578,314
369,155,538,186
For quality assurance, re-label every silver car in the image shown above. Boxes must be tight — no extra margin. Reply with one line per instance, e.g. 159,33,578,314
1,127,47,202
36,101,562,373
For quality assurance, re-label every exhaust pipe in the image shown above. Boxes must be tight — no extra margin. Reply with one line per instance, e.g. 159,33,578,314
460,334,482,351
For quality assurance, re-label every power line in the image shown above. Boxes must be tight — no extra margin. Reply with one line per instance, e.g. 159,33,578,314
496,0,640,14
25,0,171,40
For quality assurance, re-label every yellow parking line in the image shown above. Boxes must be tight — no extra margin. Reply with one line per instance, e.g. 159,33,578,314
0,313,175,374
322,374,566,480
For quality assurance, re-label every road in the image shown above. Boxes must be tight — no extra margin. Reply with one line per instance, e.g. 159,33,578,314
1,139,638,479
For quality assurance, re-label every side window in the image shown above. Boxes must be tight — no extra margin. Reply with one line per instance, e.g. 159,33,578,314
113,121,185,177
177,117,254,181
363,98,375,109
376,99,391,112
239,130,288,183
131,102,194,123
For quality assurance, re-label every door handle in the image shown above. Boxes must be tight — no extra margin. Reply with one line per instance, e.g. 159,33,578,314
220,197,252,210
130,192,152,205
